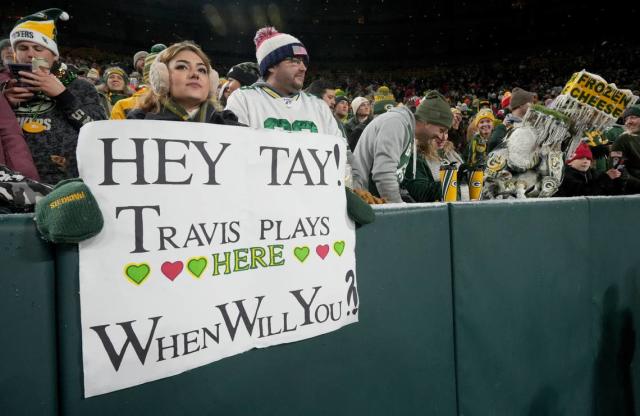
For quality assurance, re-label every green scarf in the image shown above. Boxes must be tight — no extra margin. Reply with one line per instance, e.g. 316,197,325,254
109,92,129,105
162,98,212,122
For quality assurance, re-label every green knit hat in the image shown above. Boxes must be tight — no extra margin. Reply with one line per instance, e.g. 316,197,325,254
142,43,167,85
603,124,624,143
103,66,128,84
373,86,396,115
35,178,104,243
414,90,453,128
622,104,640,120
10,8,70,56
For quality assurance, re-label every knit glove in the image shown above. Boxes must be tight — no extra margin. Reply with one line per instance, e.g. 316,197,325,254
346,188,375,226
35,178,104,243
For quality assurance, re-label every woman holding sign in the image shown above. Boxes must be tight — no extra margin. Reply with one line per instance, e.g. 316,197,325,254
128,41,239,126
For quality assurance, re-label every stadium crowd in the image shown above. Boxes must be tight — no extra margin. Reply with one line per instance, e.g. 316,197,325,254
1,8,640,216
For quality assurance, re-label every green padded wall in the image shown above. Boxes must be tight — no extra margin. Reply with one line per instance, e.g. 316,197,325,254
587,196,640,416
0,214,58,416
5,195,640,416
450,199,593,416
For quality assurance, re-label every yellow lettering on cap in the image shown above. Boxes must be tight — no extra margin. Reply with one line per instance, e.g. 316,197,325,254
49,191,86,209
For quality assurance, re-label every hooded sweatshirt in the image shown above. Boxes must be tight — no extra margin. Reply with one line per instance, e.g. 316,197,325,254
351,106,415,203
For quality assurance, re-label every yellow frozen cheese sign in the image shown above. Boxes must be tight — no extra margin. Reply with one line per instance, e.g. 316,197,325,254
561,70,635,118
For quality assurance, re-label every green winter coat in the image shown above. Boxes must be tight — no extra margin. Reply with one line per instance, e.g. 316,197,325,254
401,153,441,202
612,132,640,192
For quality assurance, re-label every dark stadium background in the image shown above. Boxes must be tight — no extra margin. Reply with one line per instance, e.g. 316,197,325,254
2,1,637,69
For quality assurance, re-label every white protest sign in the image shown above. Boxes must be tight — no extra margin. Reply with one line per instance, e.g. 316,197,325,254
77,120,358,397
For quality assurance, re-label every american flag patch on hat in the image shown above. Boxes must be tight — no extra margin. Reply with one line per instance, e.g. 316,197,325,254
292,45,307,56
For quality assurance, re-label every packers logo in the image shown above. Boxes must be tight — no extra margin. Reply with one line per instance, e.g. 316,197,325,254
487,154,506,172
15,97,56,116
472,181,482,187
384,103,394,112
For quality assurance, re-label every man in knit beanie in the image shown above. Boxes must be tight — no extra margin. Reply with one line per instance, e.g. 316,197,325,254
3,8,106,184
610,104,640,193
225,27,372,223
345,96,373,151
488,87,535,152
227,62,260,89
225,26,352,164
334,95,349,124
621,104,640,135
509,87,536,112
132,50,148,73
218,61,259,106
352,91,453,203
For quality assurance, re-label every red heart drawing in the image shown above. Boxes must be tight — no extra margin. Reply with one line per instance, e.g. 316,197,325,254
316,244,330,259
161,261,183,281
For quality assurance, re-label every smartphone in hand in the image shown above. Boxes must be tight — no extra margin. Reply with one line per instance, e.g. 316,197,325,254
610,151,626,172
7,63,32,88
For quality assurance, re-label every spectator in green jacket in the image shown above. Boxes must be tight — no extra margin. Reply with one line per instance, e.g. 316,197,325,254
401,130,441,202
611,104,640,193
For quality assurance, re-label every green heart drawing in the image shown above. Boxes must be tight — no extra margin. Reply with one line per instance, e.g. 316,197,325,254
294,246,310,263
333,240,346,256
125,263,150,285
187,257,208,278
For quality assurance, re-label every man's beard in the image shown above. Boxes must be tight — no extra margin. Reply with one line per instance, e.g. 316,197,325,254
625,125,640,135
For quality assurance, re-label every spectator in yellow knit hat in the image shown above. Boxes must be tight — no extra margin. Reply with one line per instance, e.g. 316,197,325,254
97,66,133,116
464,109,495,170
